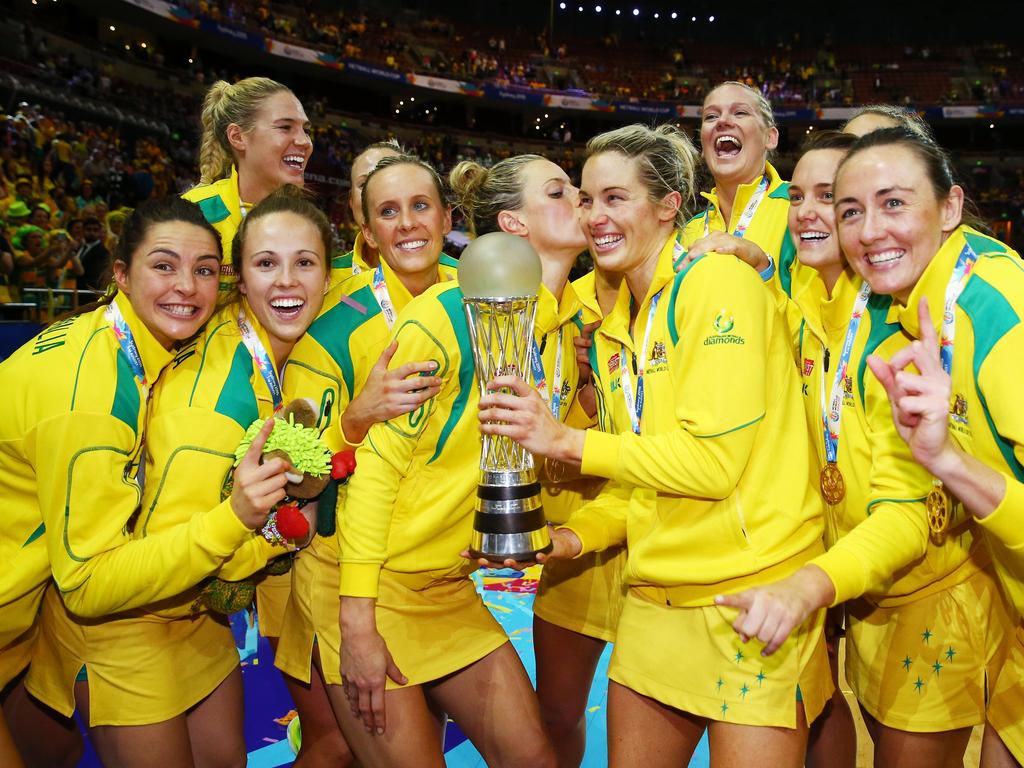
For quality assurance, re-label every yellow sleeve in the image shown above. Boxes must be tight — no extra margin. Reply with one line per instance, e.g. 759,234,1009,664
31,412,251,618
216,536,280,581
582,256,767,499
560,481,633,554
808,377,932,604
337,314,450,598
973,323,1024,553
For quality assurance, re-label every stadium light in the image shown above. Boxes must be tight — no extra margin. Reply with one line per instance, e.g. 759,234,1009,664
709,15,715,21
633,8,639,15
559,2,566,8
595,4,602,11
654,12,659,18
109,25,116,31
671,11,677,18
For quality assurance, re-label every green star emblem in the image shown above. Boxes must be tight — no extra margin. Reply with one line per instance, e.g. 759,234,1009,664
921,628,933,644
734,650,745,663
914,676,925,693
932,660,943,675
901,655,912,671
755,670,766,686
716,677,724,692
720,701,729,716
945,647,956,662
739,684,750,699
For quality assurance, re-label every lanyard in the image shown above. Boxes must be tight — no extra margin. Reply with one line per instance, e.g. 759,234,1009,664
105,300,151,486
619,290,662,435
820,280,872,464
703,171,771,239
530,326,565,420
238,308,283,411
105,301,148,397
938,242,979,375
371,263,397,328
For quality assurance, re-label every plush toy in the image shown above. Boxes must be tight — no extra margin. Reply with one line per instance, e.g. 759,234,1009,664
193,399,334,615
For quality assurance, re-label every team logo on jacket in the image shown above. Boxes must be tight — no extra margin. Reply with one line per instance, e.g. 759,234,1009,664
704,308,744,346
803,358,814,376
560,379,572,400
649,341,668,366
608,352,621,374
713,309,735,335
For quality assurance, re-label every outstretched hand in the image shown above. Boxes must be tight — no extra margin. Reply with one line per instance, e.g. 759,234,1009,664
867,297,953,472
675,231,770,274
460,527,583,570
343,340,442,443
478,374,584,463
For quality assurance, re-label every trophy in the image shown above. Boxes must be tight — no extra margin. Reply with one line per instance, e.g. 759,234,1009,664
459,232,553,562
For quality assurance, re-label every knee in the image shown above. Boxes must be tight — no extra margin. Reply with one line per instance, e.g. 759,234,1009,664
297,735,356,768
539,700,586,737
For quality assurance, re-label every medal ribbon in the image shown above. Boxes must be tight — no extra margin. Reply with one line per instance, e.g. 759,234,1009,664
820,280,873,464
105,300,148,395
530,326,565,420
938,241,979,375
238,308,283,411
619,290,662,435
371,263,397,328
702,171,771,239
105,300,152,486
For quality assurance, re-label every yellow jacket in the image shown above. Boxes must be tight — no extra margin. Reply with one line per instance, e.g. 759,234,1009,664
182,166,245,291
681,161,809,302
891,226,1024,615
337,281,480,598
564,233,824,604
133,303,290,618
0,295,251,649
792,270,985,606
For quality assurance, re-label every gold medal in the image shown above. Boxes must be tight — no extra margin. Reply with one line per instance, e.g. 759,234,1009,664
926,483,951,539
820,462,846,505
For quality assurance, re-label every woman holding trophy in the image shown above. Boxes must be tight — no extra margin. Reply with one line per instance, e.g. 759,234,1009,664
479,123,831,766
450,154,623,767
281,154,556,767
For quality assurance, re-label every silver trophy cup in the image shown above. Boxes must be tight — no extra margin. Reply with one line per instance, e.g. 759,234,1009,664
459,232,552,561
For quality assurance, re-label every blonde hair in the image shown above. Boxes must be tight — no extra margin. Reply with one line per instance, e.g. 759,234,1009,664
361,154,448,226
449,155,544,235
198,77,292,184
586,124,700,228
705,80,776,130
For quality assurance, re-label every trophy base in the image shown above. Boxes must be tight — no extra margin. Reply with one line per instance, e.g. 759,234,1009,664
468,540,554,564
469,526,552,564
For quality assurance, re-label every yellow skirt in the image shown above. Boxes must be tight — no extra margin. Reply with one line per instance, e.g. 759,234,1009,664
256,570,292,639
987,623,1024,763
0,624,36,690
375,566,508,689
275,535,339,685
533,547,627,642
610,588,831,727
845,566,1013,732
25,588,238,726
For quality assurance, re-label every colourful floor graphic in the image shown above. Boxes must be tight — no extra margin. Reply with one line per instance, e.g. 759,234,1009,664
76,566,709,767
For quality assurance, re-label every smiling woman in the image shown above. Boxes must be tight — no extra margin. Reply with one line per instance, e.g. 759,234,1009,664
0,197,296,768
21,187,335,768
183,77,313,285
679,81,805,299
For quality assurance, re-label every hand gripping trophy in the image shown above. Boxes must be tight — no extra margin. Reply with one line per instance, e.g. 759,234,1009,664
458,232,553,562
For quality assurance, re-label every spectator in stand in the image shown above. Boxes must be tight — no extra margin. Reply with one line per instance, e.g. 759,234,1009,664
74,217,111,292
11,225,47,288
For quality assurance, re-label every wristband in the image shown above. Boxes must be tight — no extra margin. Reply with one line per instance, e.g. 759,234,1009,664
758,254,776,282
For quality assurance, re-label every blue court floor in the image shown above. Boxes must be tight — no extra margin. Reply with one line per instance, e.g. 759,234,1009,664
76,566,710,767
